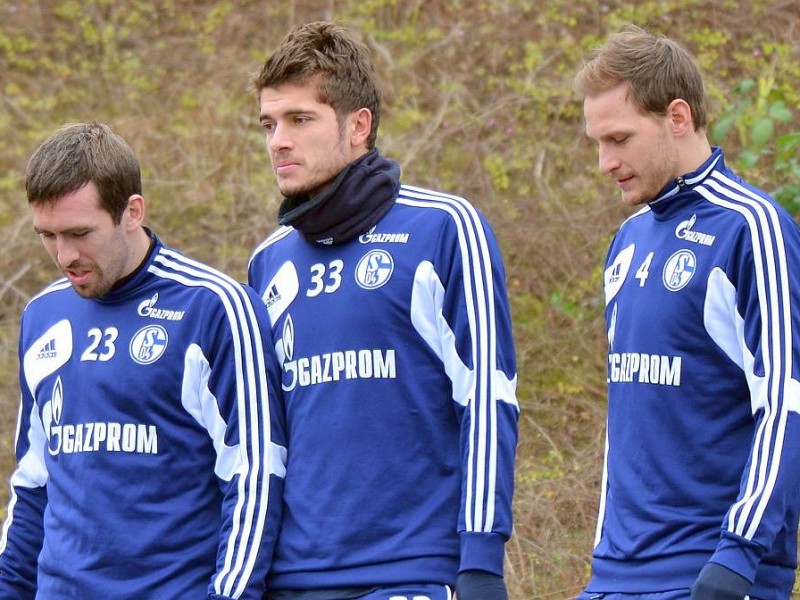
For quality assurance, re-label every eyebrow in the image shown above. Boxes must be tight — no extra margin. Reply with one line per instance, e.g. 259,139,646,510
585,126,634,142
259,107,319,122
33,225,92,235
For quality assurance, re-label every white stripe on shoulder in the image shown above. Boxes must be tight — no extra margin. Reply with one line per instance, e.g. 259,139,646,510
621,204,651,226
249,226,294,266
25,279,72,308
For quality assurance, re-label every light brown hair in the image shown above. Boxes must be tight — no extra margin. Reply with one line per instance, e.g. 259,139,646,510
574,24,708,130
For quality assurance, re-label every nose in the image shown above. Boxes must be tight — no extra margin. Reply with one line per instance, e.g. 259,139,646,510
55,237,79,268
598,144,620,175
267,123,290,153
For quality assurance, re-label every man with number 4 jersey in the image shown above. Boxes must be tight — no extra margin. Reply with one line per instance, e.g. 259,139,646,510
574,25,800,600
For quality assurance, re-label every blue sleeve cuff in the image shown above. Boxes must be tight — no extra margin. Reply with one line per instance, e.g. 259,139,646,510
459,532,507,576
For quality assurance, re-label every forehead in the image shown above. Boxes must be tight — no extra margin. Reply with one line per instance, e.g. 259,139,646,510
258,80,328,116
583,84,652,140
31,182,110,230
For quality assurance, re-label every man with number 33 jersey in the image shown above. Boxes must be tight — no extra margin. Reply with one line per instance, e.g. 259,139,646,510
248,22,520,600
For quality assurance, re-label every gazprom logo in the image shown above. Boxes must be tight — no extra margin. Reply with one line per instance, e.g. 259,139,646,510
129,325,168,365
44,376,158,456
359,226,410,244
675,214,716,246
137,293,185,321
355,250,394,290
51,377,63,426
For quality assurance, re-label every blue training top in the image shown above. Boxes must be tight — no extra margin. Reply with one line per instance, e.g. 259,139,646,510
248,177,519,590
0,233,287,600
587,148,800,599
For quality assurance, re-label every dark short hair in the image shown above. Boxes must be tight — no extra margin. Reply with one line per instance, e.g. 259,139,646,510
574,24,708,131
251,21,381,149
25,121,141,224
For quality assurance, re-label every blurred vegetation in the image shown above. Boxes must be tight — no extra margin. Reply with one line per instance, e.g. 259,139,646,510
1,1,799,598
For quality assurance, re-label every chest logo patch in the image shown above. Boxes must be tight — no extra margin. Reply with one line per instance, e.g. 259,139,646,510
24,319,73,399
137,293,186,321
675,214,716,246
355,249,394,290
129,325,169,365
263,261,300,324
662,249,697,291
604,244,635,306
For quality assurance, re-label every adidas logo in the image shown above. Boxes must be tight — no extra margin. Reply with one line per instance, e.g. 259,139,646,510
37,338,58,360
264,284,281,308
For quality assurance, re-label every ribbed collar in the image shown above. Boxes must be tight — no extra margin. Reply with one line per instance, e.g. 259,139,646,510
648,146,725,218
96,228,159,302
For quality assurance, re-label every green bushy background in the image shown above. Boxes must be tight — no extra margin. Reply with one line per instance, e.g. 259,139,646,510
1,1,799,597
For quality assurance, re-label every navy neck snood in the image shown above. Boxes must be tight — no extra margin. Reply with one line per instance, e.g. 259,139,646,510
278,148,401,245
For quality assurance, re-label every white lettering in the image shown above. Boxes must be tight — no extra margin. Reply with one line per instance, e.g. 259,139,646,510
63,424,75,453
137,297,186,321
607,352,682,387
93,422,106,451
297,358,310,387
359,230,410,244
345,351,357,379
108,422,121,451
282,348,397,390
374,349,396,378
358,349,372,377
675,215,716,246
310,354,323,384
47,422,158,455
138,425,158,453
639,354,650,383
331,352,345,381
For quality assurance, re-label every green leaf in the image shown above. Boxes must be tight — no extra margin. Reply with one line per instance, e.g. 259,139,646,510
711,114,735,142
776,132,800,151
739,149,760,169
768,101,793,122
751,117,774,148
775,131,800,159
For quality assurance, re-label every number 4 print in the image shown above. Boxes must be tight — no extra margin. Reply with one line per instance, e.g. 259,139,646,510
635,252,654,287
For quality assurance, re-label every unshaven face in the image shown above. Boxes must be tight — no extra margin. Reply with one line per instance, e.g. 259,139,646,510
259,80,357,199
584,83,680,206
32,182,137,298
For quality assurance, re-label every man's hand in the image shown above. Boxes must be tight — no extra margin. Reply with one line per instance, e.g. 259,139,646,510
691,563,751,600
455,570,508,600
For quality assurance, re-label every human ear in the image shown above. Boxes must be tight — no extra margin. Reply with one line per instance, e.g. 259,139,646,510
349,108,372,147
124,194,146,231
668,99,694,135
